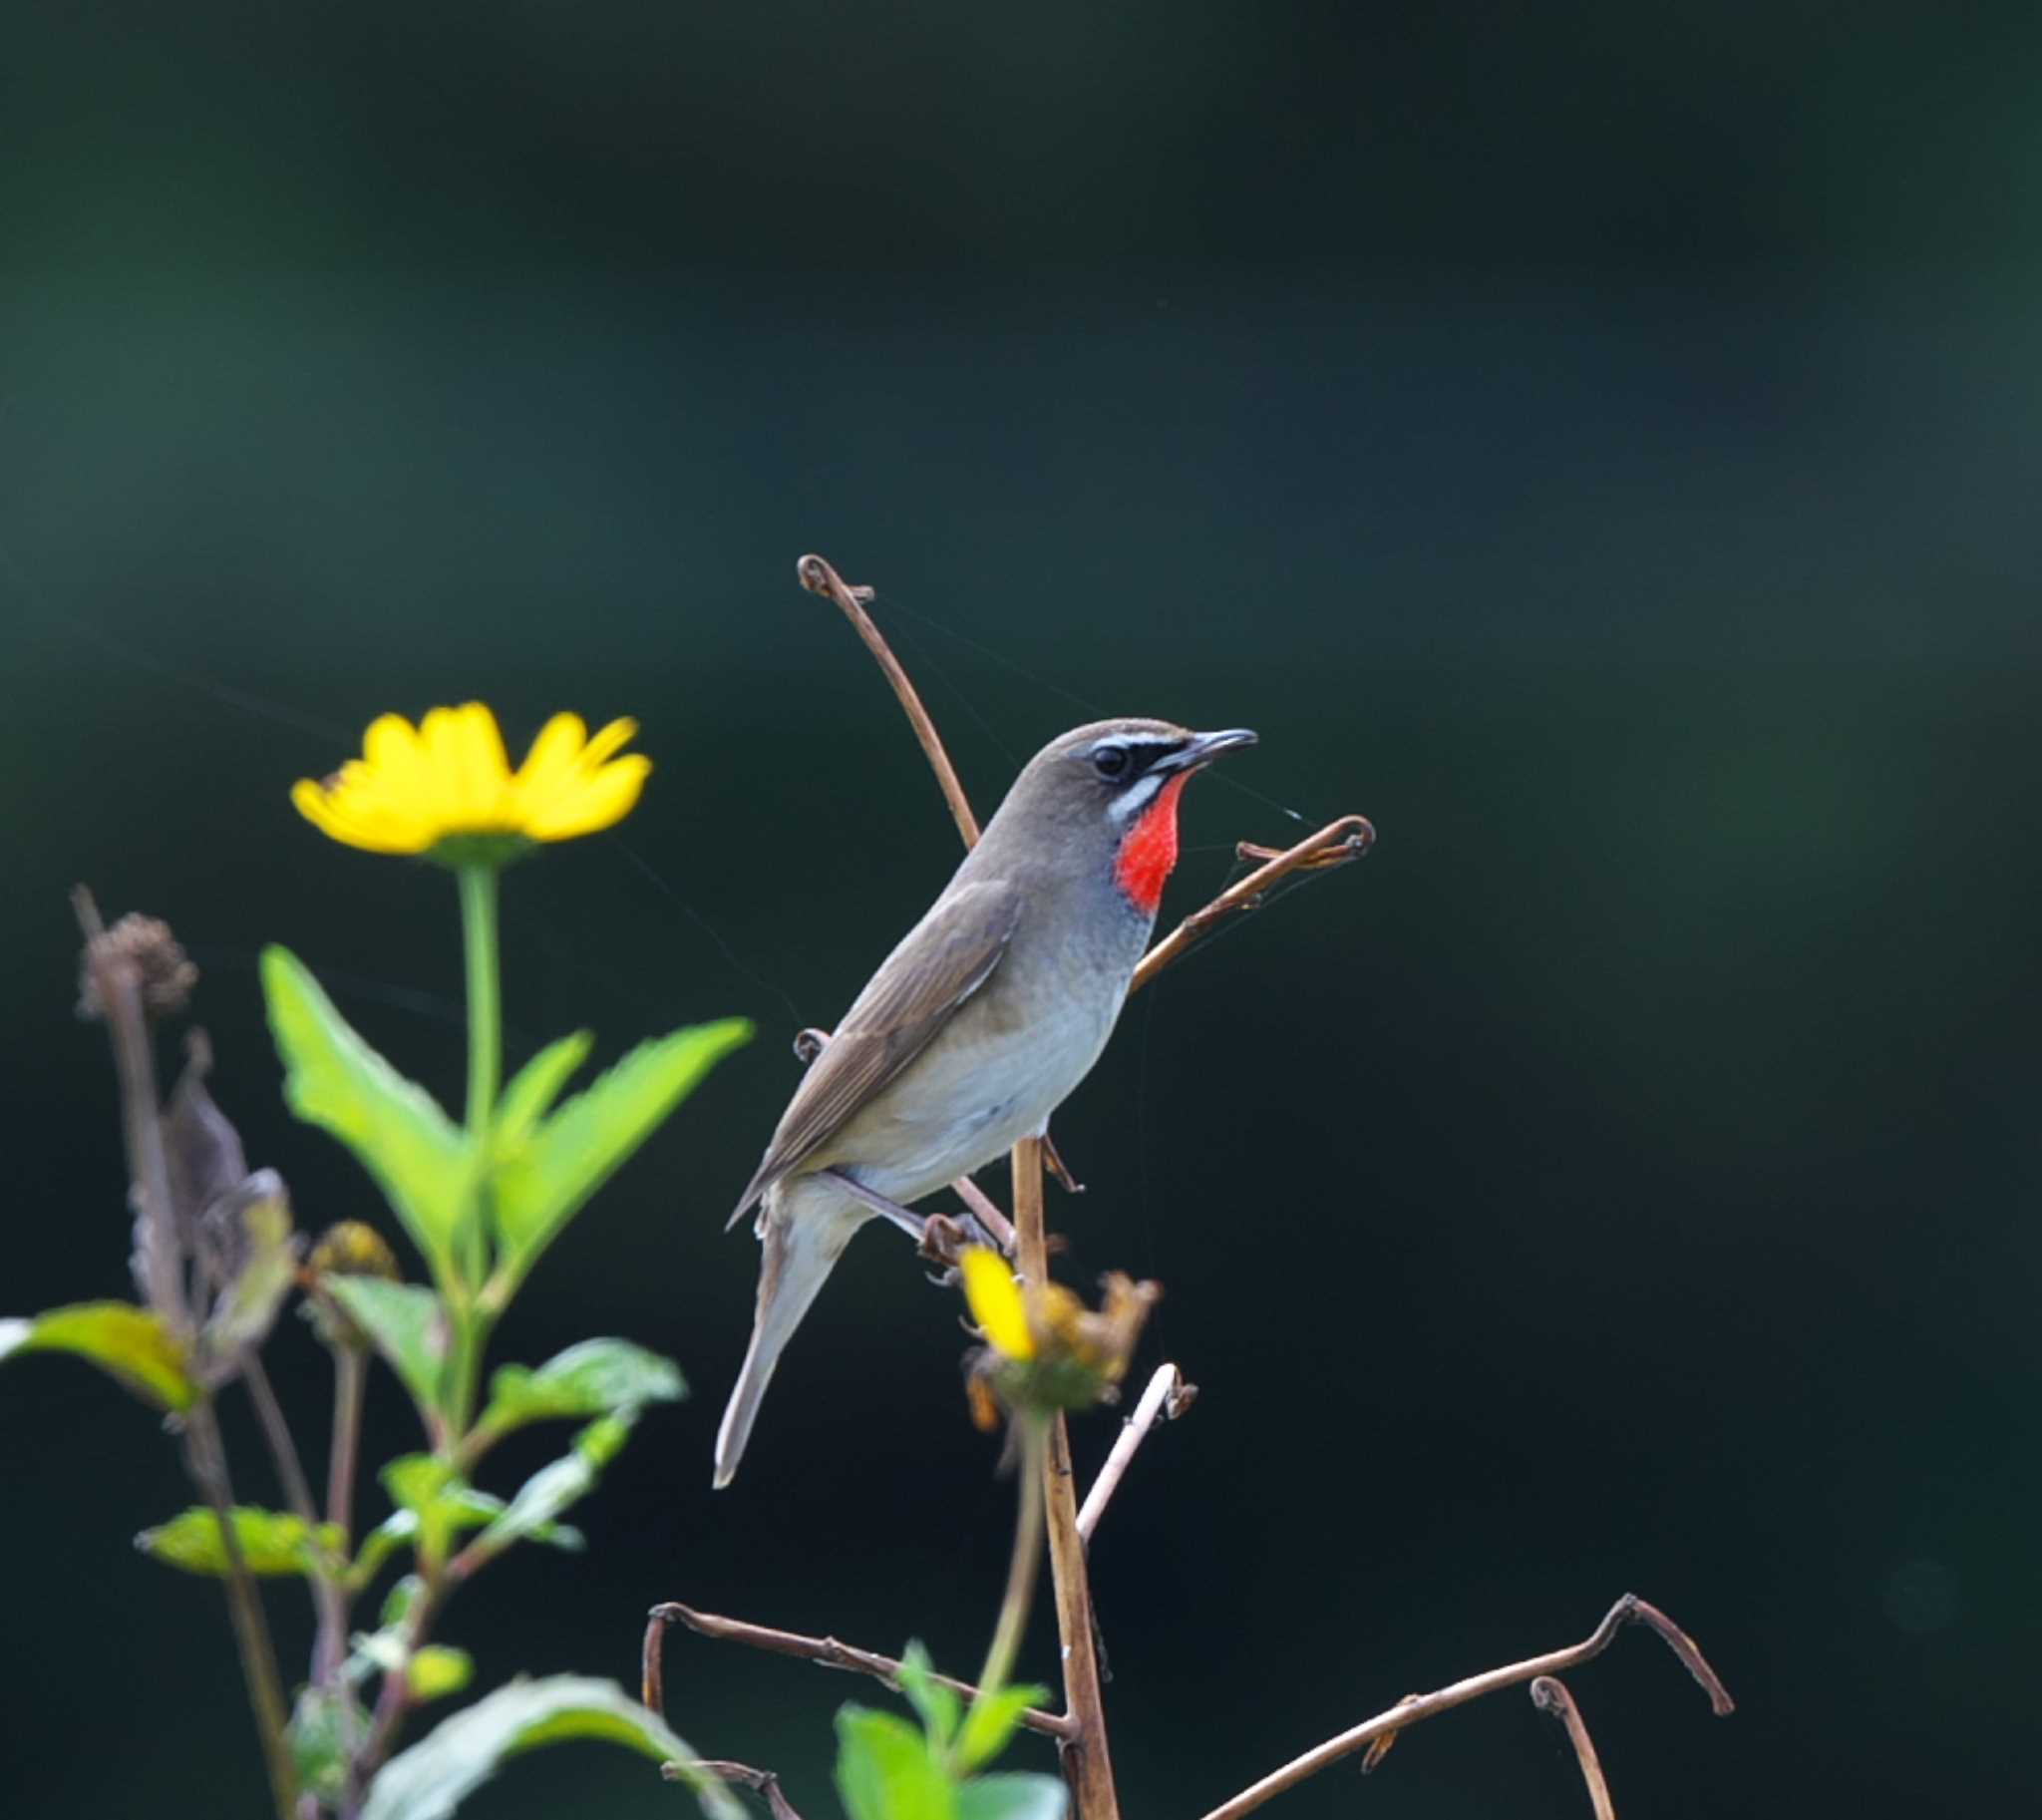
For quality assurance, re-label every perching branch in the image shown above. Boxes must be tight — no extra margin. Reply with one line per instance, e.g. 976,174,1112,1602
1076,1364,1196,1546
641,1603,1076,1742
1130,817,1374,996
1012,1139,1120,1816
1194,1593,1733,1820
799,554,981,851
1530,1677,1616,1820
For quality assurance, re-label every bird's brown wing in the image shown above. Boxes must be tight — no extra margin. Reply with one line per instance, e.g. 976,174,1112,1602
728,879,1023,1227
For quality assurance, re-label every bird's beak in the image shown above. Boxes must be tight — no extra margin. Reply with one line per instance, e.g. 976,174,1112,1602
1160,727,1259,773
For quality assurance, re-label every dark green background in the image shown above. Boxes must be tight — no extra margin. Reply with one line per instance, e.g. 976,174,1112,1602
4,3,2038,1814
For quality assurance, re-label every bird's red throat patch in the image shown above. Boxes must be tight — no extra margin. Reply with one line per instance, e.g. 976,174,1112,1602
1114,771,1191,915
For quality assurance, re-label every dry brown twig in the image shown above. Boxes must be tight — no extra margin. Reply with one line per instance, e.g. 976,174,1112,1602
1076,1363,1197,1546
1530,1677,1616,1820
1195,1592,1733,1820
642,1602,1076,1742
684,1762,807,1820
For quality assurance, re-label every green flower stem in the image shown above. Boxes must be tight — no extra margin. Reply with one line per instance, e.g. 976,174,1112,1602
457,863,502,1138
451,861,504,1435
972,1414,1048,1711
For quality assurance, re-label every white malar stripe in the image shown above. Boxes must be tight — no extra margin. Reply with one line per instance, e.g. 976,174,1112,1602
1109,772,1164,823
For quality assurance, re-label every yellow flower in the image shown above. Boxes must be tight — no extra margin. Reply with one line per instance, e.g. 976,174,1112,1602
961,1247,1035,1361
290,704,650,858
960,1246,1160,1423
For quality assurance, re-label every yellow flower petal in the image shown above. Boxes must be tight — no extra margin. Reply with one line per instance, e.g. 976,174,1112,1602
520,754,649,841
290,703,648,857
960,1248,1034,1361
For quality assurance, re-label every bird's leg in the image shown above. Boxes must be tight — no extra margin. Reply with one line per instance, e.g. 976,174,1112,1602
1042,1131,1085,1195
819,1171,998,1268
949,1177,1018,1258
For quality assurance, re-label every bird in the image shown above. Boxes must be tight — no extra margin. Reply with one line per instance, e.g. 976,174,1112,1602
714,717,1257,1486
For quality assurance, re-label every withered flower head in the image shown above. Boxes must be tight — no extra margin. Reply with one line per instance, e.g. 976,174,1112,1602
77,914,198,1020
959,1247,1160,1428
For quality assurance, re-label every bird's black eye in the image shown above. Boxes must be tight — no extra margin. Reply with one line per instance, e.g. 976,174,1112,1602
1092,744,1131,780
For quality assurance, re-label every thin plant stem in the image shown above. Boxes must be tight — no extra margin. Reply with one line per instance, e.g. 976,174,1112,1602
451,861,504,1430
316,1346,369,1686
327,1349,367,1544
243,1351,352,1696
457,864,502,1138
972,1415,1048,1707
185,1402,301,1820
73,891,297,1818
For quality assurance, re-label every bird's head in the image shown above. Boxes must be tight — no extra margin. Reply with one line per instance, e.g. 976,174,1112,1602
992,718,1258,915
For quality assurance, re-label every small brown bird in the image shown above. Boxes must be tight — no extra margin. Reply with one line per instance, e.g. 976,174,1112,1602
714,717,1256,1485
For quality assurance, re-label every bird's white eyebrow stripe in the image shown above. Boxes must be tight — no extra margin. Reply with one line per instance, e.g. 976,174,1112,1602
1109,772,1164,822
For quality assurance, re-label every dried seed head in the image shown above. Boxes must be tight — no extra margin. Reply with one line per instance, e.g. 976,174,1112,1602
78,914,198,1020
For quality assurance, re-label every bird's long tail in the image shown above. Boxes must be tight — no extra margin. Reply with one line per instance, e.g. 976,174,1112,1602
714,1184,856,1488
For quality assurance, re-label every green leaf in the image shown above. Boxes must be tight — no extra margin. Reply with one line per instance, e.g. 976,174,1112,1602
490,1019,751,1290
495,1032,593,1146
0,1301,196,1412
955,1774,1068,1820
408,1644,473,1701
137,1506,344,1576
467,1413,632,1564
479,1338,685,1439
836,1705,955,1820
323,1277,450,1420
955,1683,1053,1774
262,945,474,1276
896,1640,960,1748
359,1673,741,1820
380,1573,426,1631
290,1684,370,1804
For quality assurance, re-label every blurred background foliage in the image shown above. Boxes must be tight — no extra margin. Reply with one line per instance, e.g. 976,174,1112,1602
3,1,2039,1813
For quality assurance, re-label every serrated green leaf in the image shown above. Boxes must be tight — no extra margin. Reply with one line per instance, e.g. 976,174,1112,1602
290,1684,369,1803
408,1644,473,1701
495,1032,593,1146
896,1640,961,1748
836,1705,955,1820
358,1673,740,1820
262,945,474,1276
324,1278,449,1421
955,1774,1068,1820
0,1301,196,1412
137,1506,344,1576
479,1338,684,1439
490,1019,750,1292
955,1683,1053,1773
466,1413,633,1564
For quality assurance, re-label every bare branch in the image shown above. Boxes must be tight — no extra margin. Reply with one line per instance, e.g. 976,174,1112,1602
642,1603,1076,1742
1194,1593,1733,1820
1131,816,1374,996
799,553,982,850
1076,1364,1196,1545
1013,1141,1122,1816
1531,1678,1616,1820
685,1763,807,1820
